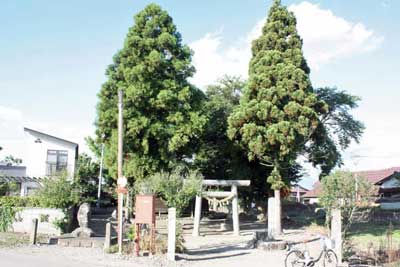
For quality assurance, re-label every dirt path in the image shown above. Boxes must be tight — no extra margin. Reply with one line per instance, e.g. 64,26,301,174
0,246,162,267
0,241,323,267
0,246,297,267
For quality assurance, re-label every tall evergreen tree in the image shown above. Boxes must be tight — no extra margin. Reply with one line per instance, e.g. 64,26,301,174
93,4,207,181
227,0,327,234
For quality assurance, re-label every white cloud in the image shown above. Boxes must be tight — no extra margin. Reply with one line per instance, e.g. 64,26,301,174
189,32,250,89
190,1,383,88
0,106,25,159
289,2,384,69
342,113,400,171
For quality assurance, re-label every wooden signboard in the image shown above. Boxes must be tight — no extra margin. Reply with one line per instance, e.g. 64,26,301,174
135,195,155,225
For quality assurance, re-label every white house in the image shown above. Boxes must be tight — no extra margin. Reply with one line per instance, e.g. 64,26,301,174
0,128,79,196
24,127,79,179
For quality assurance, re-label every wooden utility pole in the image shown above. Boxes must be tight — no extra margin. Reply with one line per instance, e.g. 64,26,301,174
118,90,124,178
117,90,124,254
96,143,105,208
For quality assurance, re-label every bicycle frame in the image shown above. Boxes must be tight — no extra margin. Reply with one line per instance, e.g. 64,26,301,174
286,237,336,267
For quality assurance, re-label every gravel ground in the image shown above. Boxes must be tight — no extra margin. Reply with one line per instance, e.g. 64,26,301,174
0,230,325,267
0,245,288,267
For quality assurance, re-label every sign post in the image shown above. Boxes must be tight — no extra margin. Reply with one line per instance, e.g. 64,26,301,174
134,195,156,256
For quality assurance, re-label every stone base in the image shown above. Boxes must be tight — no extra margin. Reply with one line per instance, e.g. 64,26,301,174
71,227,94,238
256,240,287,251
52,235,105,248
247,230,287,251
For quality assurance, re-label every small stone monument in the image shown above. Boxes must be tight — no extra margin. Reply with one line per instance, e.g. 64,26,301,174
72,203,94,238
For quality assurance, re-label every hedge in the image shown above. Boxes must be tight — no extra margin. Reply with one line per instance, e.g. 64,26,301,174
0,196,40,208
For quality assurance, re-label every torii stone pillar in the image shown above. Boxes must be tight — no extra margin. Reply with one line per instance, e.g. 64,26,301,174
192,180,250,237
331,208,342,264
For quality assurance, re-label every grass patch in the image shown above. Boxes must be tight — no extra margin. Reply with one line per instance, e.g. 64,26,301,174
349,223,400,251
0,232,49,248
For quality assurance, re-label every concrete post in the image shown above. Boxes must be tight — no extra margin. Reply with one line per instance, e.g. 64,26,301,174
267,197,275,239
30,218,38,245
331,208,342,263
192,195,202,237
231,185,239,236
274,189,282,236
168,208,176,261
104,222,111,250
117,193,124,254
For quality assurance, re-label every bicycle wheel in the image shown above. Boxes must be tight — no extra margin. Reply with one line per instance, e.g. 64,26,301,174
285,250,305,267
323,249,338,267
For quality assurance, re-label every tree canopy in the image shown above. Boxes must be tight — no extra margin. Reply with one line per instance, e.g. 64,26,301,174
227,0,327,190
93,4,207,181
90,1,364,204
307,87,365,176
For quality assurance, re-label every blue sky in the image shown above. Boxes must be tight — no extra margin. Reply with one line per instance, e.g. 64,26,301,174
1,0,399,188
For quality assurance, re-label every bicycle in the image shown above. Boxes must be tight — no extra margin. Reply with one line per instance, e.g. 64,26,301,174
285,236,338,267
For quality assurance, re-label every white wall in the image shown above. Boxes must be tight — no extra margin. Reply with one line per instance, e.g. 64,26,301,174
12,208,70,235
24,130,77,179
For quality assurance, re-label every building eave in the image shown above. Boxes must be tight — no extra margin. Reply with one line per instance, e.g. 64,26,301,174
24,127,79,147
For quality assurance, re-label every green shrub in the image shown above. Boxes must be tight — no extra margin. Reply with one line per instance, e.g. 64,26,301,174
35,172,80,209
0,182,19,196
52,214,71,234
0,196,39,208
127,224,136,241
0,206,16,232
0,196,38,232
135,166,203,216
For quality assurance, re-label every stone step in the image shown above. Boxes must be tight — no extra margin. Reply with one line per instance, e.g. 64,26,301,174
52,236,106,248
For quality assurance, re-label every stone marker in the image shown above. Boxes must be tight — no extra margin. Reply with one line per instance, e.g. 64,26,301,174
192,196,202,237
274,190,282,236
267,197,275,239
71,203,94,238
104,222,111,250
168,208,176,261
331,208,342,263
30,218,38,245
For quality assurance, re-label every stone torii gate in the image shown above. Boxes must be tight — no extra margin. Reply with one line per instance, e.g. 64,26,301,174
192,180,251,237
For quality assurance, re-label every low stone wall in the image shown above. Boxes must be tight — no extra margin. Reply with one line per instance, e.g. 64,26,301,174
12,208,72,235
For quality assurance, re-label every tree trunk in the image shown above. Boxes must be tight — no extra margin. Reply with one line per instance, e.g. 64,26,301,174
274,189,282,236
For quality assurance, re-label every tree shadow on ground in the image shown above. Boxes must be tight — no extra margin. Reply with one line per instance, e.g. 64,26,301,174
182,244,250,261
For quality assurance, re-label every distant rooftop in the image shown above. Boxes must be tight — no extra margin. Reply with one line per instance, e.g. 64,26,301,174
304,166,400,198
354,167,400,184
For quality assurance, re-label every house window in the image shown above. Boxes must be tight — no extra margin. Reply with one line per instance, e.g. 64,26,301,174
46,150,68,176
